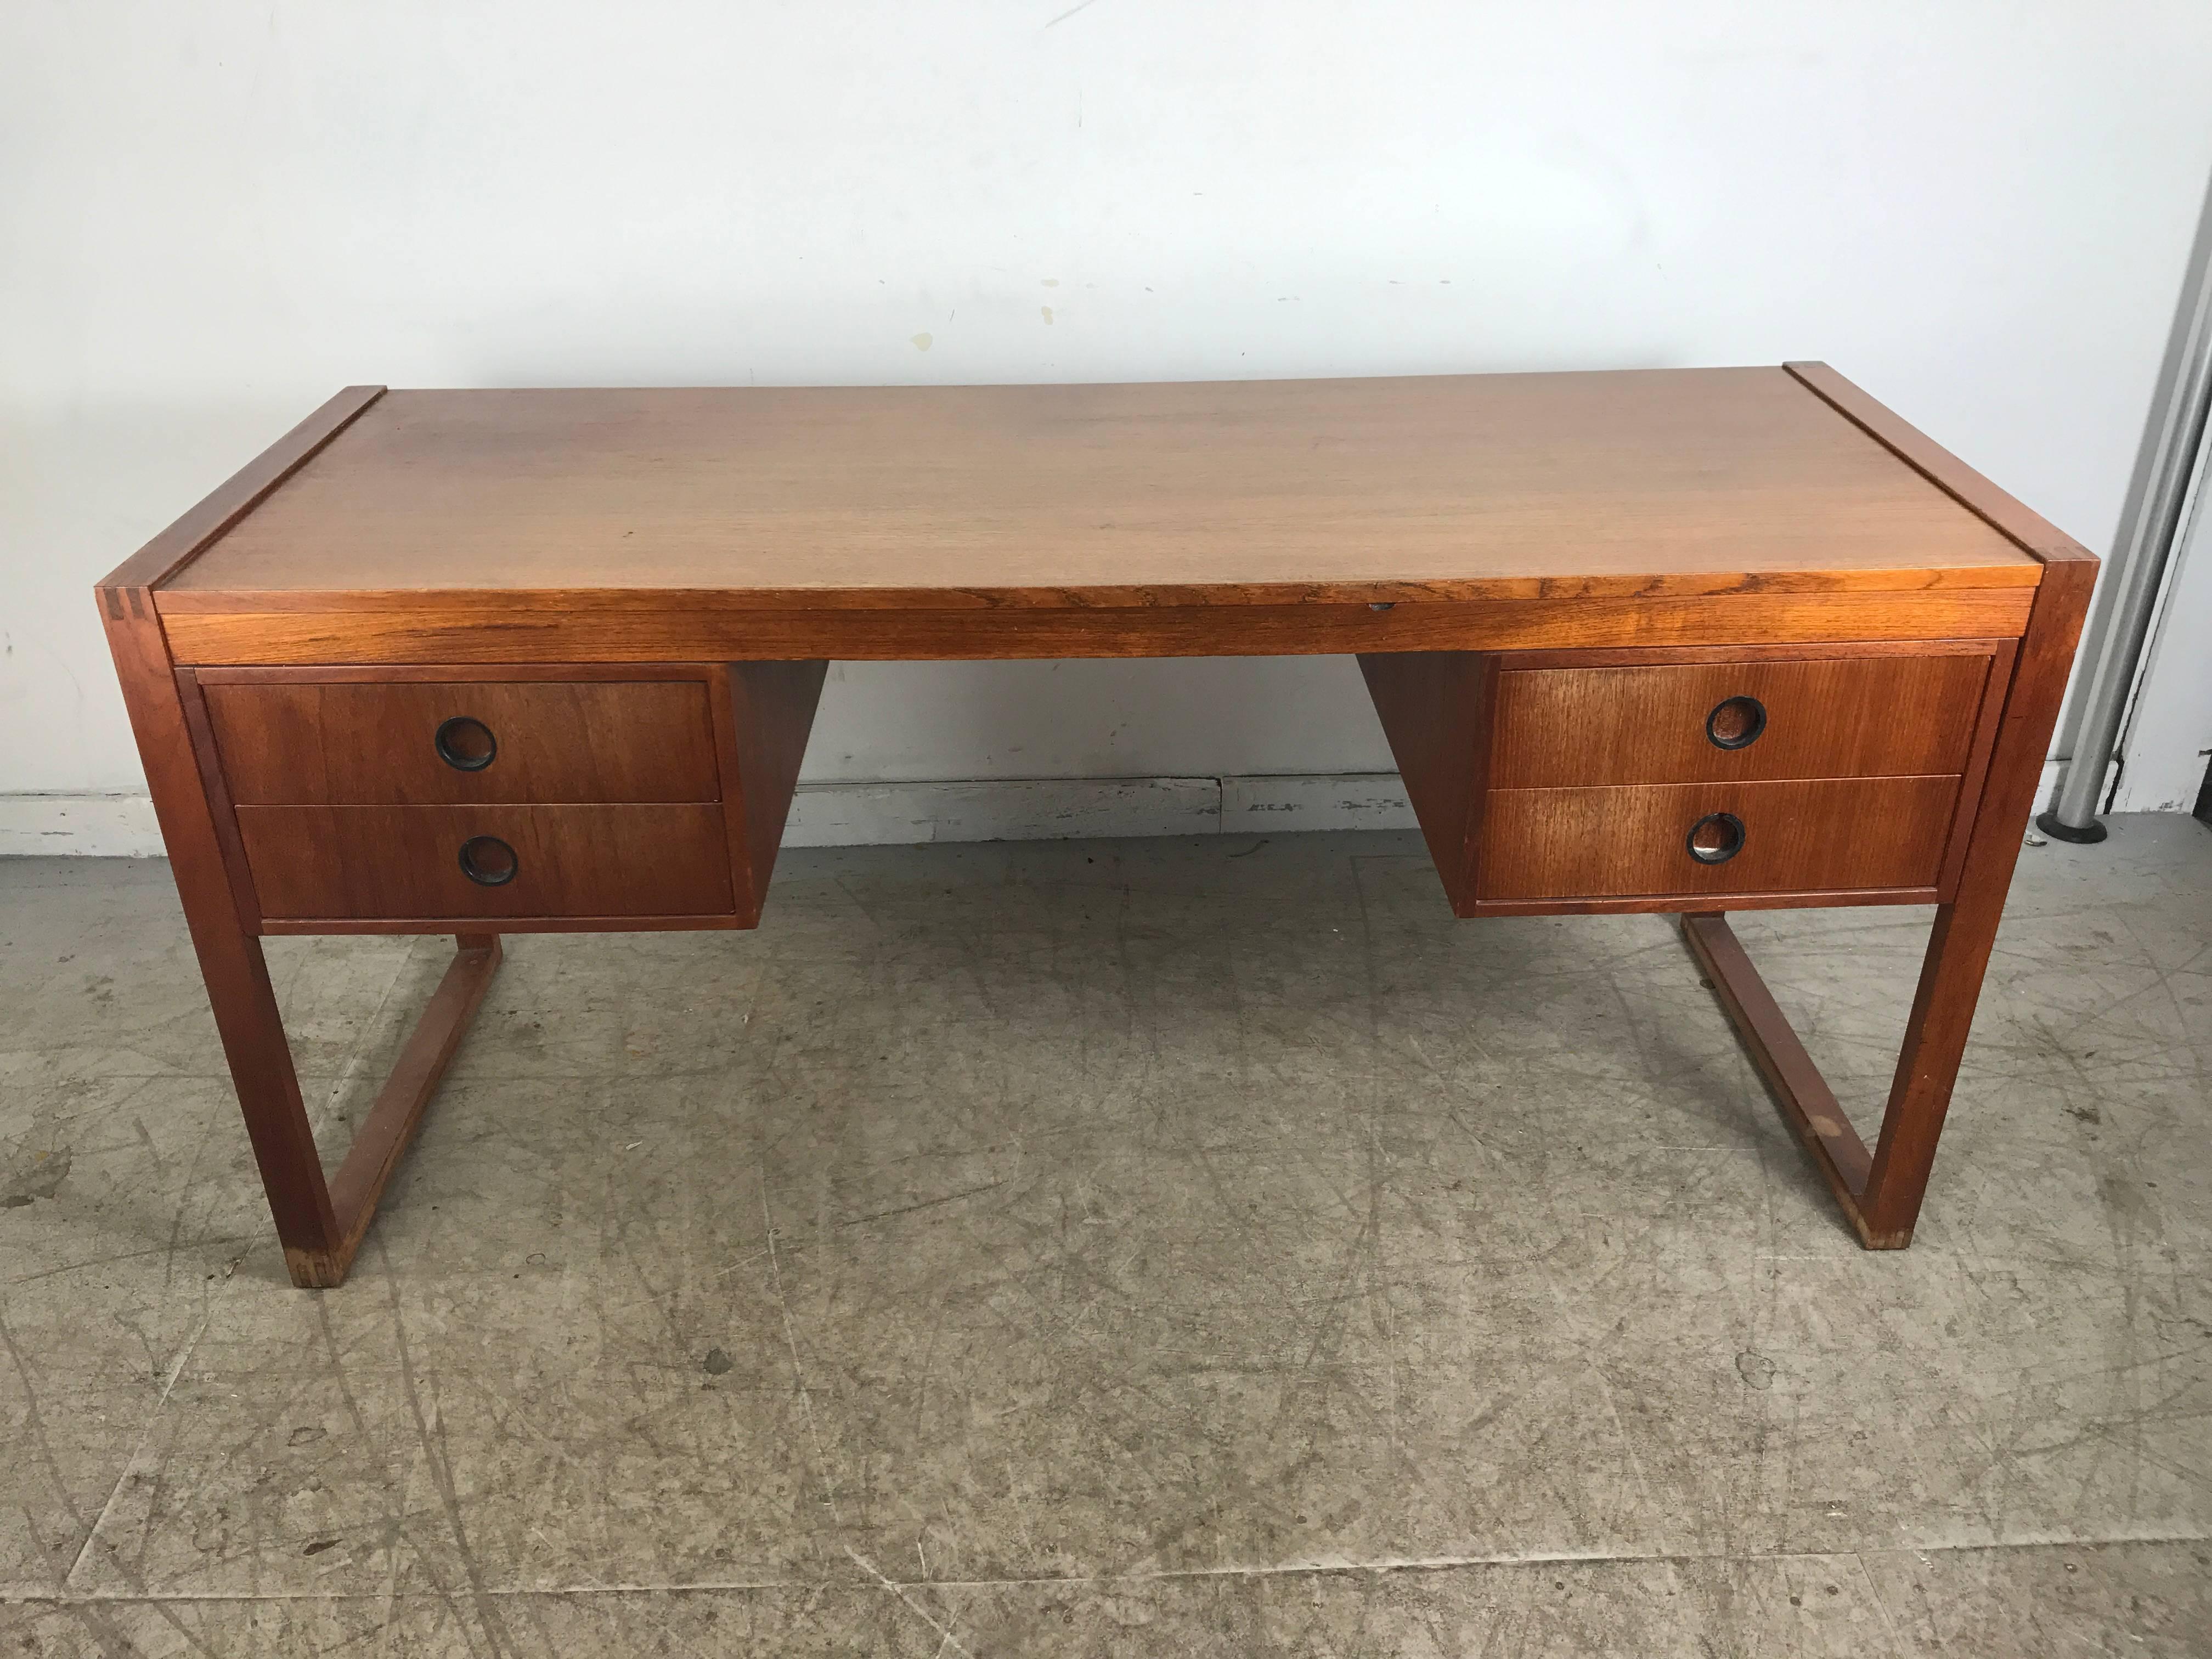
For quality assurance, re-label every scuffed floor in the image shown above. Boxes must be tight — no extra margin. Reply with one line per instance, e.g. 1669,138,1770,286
2,818,2207,1656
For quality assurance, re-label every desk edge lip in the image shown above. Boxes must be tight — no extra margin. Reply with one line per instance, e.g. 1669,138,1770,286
151,565,2045,619
95,387,388,610
1784,362,2098,571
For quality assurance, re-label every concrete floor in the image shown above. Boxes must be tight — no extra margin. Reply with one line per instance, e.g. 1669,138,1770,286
1,817,2208,1656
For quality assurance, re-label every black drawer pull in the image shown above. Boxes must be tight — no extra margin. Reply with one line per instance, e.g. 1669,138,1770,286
1705,695,1767,751
435,715,498,772
458,834,518,887
1685,811,1745,866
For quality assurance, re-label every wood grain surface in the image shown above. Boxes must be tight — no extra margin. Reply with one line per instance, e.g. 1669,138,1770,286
155,588,2038,665
165,370,2037,607
204,678,721,805
1488,651,1993,788
1476,775,1962,902
237,803,737,921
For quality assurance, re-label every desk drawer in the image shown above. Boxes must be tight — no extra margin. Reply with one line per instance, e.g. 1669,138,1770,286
1475,775,1960,902
1489,652,1990,788
205,678,720,805
235,804,737,921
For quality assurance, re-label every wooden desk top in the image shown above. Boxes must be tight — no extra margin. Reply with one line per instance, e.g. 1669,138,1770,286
169,366,2041,610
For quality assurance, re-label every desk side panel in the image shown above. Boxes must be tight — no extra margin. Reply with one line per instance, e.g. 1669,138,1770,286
715,659,828,923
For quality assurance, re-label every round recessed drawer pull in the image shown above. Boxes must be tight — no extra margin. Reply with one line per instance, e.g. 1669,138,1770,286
434,715,498,772
458,834,519,887
1685,811,1746,866
1705,695,1767,751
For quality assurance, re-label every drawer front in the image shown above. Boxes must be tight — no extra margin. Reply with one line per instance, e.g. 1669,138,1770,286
236,804,737,921
1489,652,1991,789
1476,776,1960,902
205,679,720,805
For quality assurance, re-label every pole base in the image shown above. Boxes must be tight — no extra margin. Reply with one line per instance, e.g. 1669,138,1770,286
2034,810,2108,845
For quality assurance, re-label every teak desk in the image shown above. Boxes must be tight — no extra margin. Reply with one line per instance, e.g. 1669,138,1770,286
97,366,2095,1288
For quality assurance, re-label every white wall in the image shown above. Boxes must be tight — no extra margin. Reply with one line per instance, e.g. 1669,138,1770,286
6,3,2210,828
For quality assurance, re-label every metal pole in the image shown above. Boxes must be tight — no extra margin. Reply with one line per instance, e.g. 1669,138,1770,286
2039,172,2212,843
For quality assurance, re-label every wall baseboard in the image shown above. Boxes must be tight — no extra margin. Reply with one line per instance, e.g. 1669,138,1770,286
783,772,1423,847
0,759,2105,858
0,792,166,857
0,774,1420,859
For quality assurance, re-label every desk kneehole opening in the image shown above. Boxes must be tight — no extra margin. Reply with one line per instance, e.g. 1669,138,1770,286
1685,811,1746,866
458,834,519,887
